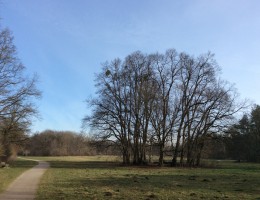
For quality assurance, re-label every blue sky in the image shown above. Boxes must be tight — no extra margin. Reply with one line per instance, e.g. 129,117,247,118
1,0,260,133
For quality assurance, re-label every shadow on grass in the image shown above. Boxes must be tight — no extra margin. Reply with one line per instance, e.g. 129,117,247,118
10,160,38,168
49,159,260,171
48,160,121,169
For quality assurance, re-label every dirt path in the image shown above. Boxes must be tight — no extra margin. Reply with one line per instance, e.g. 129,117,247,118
0,159,49,200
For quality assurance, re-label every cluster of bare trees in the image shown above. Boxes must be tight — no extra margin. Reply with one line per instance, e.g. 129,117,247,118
27,130,93,156
84,49,245,166
0,28,40,161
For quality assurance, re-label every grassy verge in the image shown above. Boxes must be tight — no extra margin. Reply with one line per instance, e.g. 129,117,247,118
32,156,260,200
0,158,38,193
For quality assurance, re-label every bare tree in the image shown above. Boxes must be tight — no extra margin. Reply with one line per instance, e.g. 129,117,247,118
171,52,246,167
83,58,132,164
150,49,180,166
84,52,156,165
0,28,40,161
124,52,156,165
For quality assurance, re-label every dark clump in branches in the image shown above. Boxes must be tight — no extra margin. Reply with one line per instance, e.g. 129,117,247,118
83,49,246,167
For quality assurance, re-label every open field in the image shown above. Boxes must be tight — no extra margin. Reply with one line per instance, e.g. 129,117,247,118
0,158,38,193
19,156,260,200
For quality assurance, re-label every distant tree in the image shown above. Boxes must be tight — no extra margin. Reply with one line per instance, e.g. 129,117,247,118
201,133,227,160
224,125,246,161
224,106,260,162
28,130,93,156
249,105,260,161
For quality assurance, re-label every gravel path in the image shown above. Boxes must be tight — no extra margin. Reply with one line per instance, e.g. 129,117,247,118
0,160,49,200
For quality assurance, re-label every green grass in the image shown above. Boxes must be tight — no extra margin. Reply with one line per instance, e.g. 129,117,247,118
30,156,260,200
0,158,38,193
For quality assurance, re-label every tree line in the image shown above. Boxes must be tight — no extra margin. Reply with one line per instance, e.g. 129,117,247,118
25,130,95,156
17,117,260,163
224,105,260,162
83,49,246,166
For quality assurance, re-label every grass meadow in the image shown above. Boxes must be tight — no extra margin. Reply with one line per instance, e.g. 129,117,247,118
1,156,260,199
0,158,38,193
29,156,260,200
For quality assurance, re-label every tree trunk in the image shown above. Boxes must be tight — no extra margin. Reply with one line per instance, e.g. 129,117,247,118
158,143,164,166
172,129,181,166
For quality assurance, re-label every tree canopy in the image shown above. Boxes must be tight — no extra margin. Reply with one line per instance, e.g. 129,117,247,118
83,49,246,166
